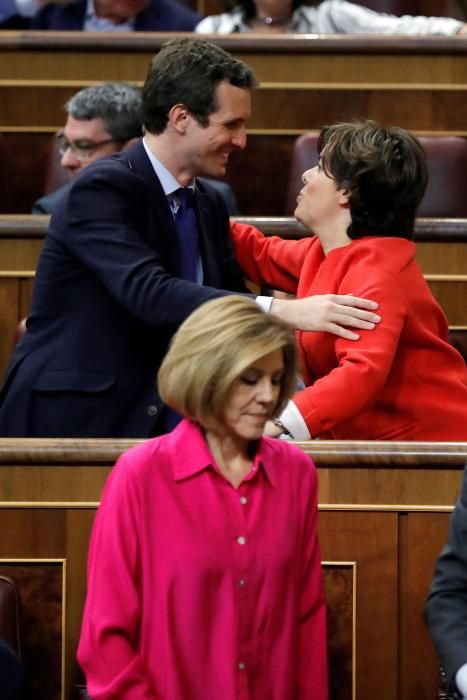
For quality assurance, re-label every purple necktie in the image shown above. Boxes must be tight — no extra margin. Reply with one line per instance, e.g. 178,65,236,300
174,188,199,283
163,188,199,433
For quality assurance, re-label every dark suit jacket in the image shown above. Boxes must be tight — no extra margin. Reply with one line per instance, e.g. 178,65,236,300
0,140,247,437
0,640,25,700
0,15,30,29
425,466,467,693
32,178,239,216
32,0,201,30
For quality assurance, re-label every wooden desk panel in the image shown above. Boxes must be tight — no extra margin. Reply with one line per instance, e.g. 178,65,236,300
0,277,20,378
0,442,465,700
1,33,466,85
1,35,467,144
2,82,466,134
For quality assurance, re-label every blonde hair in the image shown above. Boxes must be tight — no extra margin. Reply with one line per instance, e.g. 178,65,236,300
158,296,299,430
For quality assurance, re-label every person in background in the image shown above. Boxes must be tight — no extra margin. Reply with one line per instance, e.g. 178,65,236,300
196,0,466,35
33,82,143,214
425,465,467,700
0,0,37,26
0,0,65,28
32,81,238,216
424,467,467,698
230,120,467,440
0,39,379,439
32,0,201,31
78,295,328,699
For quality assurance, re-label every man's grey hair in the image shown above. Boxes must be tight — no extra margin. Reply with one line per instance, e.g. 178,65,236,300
65,82,143,143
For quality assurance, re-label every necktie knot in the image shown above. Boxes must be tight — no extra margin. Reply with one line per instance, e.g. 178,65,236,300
176,187,194,212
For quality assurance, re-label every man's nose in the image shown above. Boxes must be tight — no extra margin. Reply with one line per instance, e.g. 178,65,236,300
60,147,80,171
232,127,247,150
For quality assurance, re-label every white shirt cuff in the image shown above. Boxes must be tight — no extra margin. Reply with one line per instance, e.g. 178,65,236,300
455,663,467,697
279,400,311,441
15,0,39,16
255,295,273,312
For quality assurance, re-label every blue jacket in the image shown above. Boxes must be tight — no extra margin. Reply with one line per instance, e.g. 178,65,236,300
32,0,201,31
0,140,247,437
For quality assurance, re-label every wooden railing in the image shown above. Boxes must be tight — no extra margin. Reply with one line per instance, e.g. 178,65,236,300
0,439,465,700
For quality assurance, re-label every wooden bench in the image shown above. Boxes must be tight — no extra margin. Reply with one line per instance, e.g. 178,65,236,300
1,33,466,214
0,439,465,699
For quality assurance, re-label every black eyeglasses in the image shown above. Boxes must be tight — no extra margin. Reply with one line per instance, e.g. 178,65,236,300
55,133,118,161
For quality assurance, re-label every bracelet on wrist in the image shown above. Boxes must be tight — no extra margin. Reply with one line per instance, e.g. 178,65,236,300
272,417,292,437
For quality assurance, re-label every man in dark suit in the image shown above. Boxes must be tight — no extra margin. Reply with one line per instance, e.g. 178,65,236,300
32,0,200,31
32,81,238,216
0,38,379,438
425,466,467,699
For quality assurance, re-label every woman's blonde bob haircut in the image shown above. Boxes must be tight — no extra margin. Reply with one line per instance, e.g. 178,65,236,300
158,296,299,431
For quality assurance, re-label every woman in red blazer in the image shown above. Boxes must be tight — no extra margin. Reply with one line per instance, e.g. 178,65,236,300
231,120,467,441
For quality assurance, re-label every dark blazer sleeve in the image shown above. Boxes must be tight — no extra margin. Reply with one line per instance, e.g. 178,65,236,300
135,0,201,31
55,158,246,330
425,466,467,690
31,0,85,28
31,184,70,215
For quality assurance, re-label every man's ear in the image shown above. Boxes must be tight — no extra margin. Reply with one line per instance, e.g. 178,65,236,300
167,103,190,134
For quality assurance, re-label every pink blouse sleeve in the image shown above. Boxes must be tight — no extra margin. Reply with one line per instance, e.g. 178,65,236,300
297,455,328,699
77,453,161,700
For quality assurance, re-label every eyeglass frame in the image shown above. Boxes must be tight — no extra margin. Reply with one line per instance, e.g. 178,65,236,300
55,132,121,162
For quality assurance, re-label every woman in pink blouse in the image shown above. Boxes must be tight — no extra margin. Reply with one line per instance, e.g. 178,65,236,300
78,295,328,699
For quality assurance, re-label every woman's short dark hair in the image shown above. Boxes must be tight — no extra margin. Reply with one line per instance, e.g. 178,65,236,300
318,120,429,240
143,38,257,134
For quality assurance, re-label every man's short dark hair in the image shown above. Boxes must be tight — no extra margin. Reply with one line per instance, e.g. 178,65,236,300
142,38,257,134
65,82,143,143
318,120,429,240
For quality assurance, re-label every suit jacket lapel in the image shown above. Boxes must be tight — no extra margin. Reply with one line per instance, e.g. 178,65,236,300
120,140,180,273
117,142,224,285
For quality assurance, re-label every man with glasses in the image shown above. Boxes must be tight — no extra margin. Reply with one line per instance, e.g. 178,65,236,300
32,82,143,214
